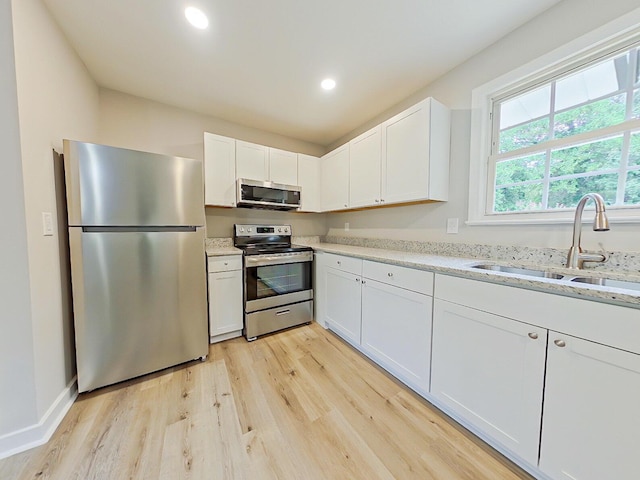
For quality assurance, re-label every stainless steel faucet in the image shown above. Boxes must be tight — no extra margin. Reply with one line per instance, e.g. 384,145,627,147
566,193,610,269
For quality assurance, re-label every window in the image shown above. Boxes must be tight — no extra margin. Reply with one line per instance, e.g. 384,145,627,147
469,13,640,225
491,46,640,214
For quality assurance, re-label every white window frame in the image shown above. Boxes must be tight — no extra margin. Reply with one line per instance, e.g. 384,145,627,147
469,9,640,226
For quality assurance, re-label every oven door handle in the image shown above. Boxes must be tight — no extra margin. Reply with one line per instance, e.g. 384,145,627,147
244,252,313,267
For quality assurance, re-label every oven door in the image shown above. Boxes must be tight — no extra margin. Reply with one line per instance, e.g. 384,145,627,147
244,253,313,312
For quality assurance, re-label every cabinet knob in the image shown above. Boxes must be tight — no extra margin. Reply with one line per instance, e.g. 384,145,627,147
375,199,380,203
554,339,567,348
337,261,341,265
344,204,348,207
356,277,360,282
224,262,228,266
528,332,538,340
387,272,393,277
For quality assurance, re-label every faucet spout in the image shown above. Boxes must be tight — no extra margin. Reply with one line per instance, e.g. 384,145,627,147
566,193,610,269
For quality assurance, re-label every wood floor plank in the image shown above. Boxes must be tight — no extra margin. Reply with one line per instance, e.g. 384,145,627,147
0,323,533,480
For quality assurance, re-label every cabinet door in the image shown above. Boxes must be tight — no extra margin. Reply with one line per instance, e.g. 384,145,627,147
361,278,432,395
236,140,268,181
321,144,350,211
539,333,640,480
269,148,298,185
381,98,450,204
349,126,382,208
313,252,326,327
298,154,321,212
204,133,236,207
208,269,243,338
325,267,361,345
431,299,546,465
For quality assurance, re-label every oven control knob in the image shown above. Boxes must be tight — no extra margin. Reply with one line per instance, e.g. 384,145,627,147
278,228,282,233
248,227,252,232
240,227,245,232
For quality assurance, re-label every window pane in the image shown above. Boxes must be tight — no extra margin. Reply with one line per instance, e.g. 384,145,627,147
629,132,640,166
636,49,640,85
499,118,549,154
625,171,640,204
548,174,618,208
494,183,543,212
550,136,623,177
554,94,626,139
633,88,640,119
555,56,625,111
495,154,546,185
500,85,550,130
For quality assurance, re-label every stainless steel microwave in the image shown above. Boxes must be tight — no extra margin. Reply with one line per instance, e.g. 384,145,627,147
236,178,301,211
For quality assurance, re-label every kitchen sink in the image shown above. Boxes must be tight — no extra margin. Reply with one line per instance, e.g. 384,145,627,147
471,264,564,279
569,276,640,292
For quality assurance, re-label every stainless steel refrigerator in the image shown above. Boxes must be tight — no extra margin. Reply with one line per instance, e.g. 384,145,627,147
63,140,208,392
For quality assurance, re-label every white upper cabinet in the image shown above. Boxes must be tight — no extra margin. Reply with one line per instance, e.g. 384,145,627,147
268,148,298,185
382,97,450,204
204,96,449,211
349,125,382,208
204,132,236,207
321,144,350,211
236,141,269,181
298,154,321,212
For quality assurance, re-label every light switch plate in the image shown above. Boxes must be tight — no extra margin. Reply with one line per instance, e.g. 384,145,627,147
446,217,459,234
42,212,54,236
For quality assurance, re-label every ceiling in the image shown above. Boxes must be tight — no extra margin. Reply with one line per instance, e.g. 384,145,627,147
42,0,563,146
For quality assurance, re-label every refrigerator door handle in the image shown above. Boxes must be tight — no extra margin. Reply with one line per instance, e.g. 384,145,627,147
82,226,198,233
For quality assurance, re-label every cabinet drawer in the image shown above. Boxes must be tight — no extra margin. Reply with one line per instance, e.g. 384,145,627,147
324,253,362,275
207,255,242,273
363,260,433,295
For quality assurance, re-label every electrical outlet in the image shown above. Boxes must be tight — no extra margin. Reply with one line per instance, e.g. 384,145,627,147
446,218,459,234
42,212,54,236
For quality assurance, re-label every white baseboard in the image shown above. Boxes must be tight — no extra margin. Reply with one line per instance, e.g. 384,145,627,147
0,377,78,460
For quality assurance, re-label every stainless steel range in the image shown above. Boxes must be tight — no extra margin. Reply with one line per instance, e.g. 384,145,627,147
234,224,313,341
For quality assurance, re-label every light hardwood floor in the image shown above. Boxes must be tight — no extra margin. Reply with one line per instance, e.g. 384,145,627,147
0,323,533,479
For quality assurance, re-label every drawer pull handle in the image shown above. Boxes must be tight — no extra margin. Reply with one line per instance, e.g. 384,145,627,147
276,309,291,316
554,339,566,348
388,272,393,277
528,332,538,340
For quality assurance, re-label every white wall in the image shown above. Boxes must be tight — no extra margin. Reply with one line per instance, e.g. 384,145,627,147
97,89,328,238
0,0,38,440
8,0,99,446
326,0,640,252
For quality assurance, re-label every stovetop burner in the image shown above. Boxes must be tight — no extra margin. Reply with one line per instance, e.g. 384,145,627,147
240,244,313,255
233,224,312,256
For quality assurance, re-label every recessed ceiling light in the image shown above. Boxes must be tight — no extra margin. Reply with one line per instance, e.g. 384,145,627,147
185,6,209,29
321,78,336,91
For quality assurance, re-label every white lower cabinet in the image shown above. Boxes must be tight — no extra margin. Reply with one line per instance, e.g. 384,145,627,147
361,278,432,395
431,299,546,465
207,256,243,343
325,267,362,345
321,254,433,396
539,333,640,480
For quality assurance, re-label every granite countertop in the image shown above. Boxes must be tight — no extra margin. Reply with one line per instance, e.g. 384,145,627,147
205,238,242,256
206,246,243,256
312,243,640,309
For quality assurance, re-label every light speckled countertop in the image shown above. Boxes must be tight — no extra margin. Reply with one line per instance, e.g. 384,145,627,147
312,243,640,310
